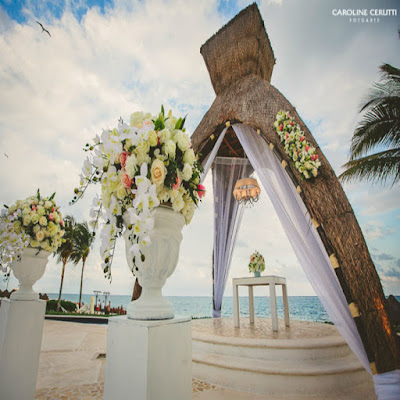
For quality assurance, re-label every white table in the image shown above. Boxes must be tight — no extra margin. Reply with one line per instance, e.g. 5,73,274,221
232,275,290,331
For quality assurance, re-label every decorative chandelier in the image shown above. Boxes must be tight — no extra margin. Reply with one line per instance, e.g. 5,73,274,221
233,177,261,206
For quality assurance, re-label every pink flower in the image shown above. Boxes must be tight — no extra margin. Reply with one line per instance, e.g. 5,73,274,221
300,136,305,142
52,207,56,212
198,184,206,199
49,213,55,221
172,175,181,191
31,205,37,211
60,220,65,227
279,124,283,131
120,151,129,169
305,145,310,152
312,154,319,161
286,133,289,139
121,173,133,189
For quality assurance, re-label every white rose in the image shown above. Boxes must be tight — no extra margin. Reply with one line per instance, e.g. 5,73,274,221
183,149,195,165
124,138,133,151
171,191,184,213
44,201,52,209
125,155,138,179
31,213,39,224
163,140,176,159
182,163,193,181
165,117,177,131
148,130,158,147
135,140,150,156
23,215,31,226
311,168,318,177
157,187,171,203
30,240,40,248
37,206,45,216
182,201,196,224
158,129,171,144
130,111,144,128
117,186,127,200
22,207,30,215
36,230,45,242
136,153,151,166
177,132,190,152
151,159,167,186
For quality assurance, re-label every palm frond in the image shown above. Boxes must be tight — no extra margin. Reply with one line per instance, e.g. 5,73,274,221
70,221,94,265
350,103,400,159
339,147,400,186
379,64,400,81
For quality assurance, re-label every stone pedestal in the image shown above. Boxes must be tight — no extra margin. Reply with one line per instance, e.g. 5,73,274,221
104,315,192,400
0,299,46,400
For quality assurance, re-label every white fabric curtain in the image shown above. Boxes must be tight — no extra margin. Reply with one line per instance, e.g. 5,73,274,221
373,370,400,400
212,156,253,317
232,124,400,399
201,127,228,181
199,122,399,397
232,124,370,370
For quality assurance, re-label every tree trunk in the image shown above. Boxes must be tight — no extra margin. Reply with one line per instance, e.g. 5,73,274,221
131,278,142,301
79,259,86,308
57,259,67,312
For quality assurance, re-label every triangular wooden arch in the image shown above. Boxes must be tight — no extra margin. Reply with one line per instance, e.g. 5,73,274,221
191,3,399,375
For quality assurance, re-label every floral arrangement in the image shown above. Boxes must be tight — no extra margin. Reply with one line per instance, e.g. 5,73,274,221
248,251,265,274
0,190,65,272
274,111,321,179
73,106,205,279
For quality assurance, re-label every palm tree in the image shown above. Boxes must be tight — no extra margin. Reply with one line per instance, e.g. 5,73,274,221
70,222,95,308
339,64,400,185
54,215,76,312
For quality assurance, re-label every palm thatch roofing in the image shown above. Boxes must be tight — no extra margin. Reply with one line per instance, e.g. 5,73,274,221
192,3,399,375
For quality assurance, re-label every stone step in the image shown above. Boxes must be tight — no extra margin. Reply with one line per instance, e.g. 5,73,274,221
193,331,352,361
192,350,375,397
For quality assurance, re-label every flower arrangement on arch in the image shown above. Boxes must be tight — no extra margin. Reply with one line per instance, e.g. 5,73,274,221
72,106,205,279
0,190,65,272
248,251,265,274
274,111,321,179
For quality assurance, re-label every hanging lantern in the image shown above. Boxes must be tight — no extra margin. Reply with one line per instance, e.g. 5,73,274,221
233,177,261,206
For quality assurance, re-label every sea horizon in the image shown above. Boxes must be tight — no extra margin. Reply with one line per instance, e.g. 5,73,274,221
45,293,400,323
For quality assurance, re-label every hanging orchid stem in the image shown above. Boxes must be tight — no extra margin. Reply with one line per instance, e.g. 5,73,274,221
72,106,205,280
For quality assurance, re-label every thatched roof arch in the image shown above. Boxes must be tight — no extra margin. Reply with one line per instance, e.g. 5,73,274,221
192,3,399,375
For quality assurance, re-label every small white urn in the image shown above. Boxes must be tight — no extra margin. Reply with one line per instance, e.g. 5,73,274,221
123,205,185,320
10,247,50,301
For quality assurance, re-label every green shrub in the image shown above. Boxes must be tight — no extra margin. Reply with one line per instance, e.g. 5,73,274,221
46,299,76,312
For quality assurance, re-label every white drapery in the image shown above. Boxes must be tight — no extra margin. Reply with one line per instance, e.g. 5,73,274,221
212,156,253,317
200,122,400,398
232,124,400,399
231,124,370,371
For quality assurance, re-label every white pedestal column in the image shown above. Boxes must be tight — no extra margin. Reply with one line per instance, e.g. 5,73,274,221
104,315,192,400
0,299,46,400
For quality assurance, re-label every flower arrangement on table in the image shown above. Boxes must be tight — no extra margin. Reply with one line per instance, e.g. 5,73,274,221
248,251,265,276
0,190,65,272
72,106,205,279
274,111,321,179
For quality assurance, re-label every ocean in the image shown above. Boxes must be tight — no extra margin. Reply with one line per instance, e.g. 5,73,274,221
48,293,335,322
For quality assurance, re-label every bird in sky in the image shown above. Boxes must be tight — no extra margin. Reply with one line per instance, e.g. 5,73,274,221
36,21,51,37
4,153,8,158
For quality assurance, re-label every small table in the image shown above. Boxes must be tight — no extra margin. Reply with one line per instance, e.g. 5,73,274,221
232,275,290,331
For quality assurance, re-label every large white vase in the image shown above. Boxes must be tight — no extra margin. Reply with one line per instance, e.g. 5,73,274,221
123,205,185,320
10,247,50,301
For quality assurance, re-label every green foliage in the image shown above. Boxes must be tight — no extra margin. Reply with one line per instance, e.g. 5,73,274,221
46,299,76,312
340,63,400,185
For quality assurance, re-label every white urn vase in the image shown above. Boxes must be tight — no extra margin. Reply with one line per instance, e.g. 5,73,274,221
10,247,50,301
123,205,185,320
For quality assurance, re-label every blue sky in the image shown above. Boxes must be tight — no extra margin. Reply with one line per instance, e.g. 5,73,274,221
0,0,399,300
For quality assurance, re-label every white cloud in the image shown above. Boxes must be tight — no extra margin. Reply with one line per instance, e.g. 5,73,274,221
1,0,399,301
